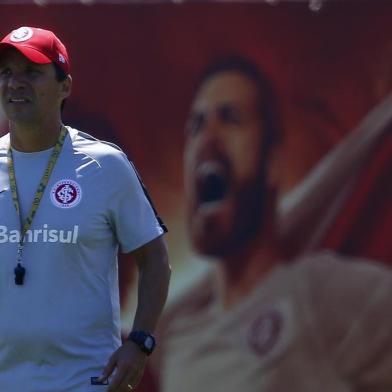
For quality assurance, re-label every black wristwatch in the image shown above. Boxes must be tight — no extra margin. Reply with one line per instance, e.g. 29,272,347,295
127,330,156,355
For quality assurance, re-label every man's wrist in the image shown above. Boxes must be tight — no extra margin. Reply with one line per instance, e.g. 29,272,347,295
127,330,156,356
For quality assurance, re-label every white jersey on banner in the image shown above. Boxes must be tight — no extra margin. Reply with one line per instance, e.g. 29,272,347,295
155,252,392,392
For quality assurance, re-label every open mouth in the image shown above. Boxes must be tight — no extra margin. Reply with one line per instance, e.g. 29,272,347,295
8,97,30,104
196,162,229,206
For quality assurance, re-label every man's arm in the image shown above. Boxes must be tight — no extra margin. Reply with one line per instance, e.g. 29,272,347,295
278,92,392,254
130,235,171,333
100,235,171,392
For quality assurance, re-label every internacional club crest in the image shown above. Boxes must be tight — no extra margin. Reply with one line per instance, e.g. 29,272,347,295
247,309,283,356
51,179,82,208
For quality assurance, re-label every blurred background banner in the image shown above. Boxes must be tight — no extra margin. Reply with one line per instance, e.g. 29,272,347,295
0,0,331,8
0,1,390,389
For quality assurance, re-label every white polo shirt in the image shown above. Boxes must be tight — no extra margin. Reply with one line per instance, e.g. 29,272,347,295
0,127,165,391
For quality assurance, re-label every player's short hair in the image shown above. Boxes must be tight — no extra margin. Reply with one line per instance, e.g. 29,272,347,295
53,62,67,113
196,55,282,158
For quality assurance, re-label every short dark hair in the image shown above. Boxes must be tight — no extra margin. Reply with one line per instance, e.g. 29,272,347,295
52,62,68,113
197,55,282,158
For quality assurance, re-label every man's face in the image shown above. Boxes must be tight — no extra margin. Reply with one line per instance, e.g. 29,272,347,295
0,48,69,125
184,71,269,257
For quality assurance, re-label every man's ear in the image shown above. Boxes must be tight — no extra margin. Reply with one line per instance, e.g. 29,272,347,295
60,74,72,99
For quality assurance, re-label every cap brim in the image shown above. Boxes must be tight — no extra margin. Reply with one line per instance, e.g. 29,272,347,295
0,42,52,65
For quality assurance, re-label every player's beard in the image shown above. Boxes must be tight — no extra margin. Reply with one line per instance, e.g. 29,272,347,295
213,174,267,258
189,159,269,259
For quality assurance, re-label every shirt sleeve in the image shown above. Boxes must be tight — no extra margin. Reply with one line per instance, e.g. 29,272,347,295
307,253,392,390
106,151,165,253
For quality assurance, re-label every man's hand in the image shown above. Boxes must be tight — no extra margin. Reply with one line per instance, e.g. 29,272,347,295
98,341,148,391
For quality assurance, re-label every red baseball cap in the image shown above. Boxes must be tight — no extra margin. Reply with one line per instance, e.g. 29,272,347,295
0,26,70,75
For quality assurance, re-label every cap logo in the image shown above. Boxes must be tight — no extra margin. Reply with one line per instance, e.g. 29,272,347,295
50,179,82,208
58,53,66,64
10,27,33,43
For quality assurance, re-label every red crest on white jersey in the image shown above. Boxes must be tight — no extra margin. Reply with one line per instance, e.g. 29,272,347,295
247,309,282,356
50,179,82,208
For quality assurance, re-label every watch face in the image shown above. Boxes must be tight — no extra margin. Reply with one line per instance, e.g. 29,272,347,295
145,336,155,351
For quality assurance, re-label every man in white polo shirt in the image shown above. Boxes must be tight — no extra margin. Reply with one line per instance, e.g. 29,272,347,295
0,26,171,392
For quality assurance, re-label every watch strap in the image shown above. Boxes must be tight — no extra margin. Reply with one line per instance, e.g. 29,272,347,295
127,330,156,355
